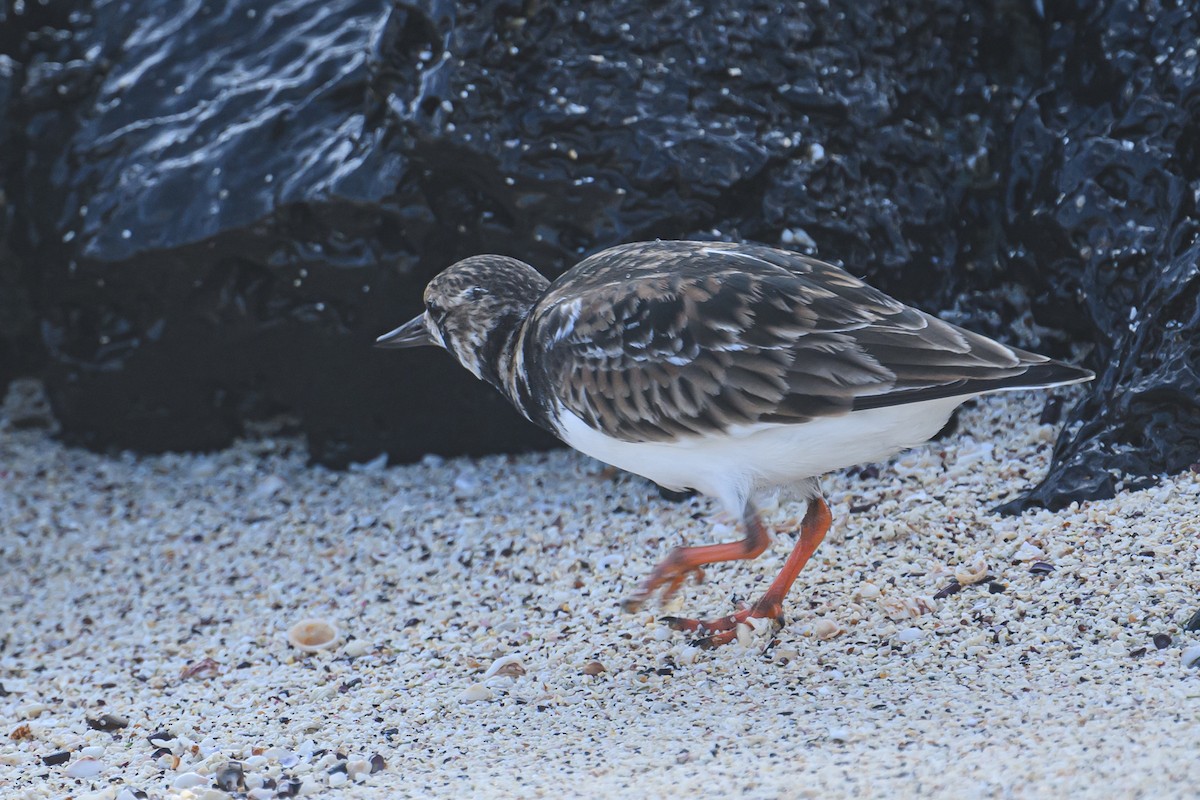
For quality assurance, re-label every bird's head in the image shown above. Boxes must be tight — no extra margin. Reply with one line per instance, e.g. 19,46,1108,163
376,255,550,384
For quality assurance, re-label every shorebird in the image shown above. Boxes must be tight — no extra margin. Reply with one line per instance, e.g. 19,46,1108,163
378,241,1092,647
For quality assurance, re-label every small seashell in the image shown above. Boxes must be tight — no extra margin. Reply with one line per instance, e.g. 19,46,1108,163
1029,561,1056,574
954,556,989,586
64,757,103,778
179,657,220,680
812,618,843,640
1153,633,1172,650
1182,644,1200,669
896,627,924,643
482,655,526,679
9,723,31,741
369,753,386,773
79,745,104,759
1184,609,1200,632
346,758,372,780
581,661,606,676
457,683,493,703
287,619,339,652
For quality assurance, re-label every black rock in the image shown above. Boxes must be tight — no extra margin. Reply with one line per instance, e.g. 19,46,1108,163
1,0,1195,510
1,48,39,396
994,0,1200,512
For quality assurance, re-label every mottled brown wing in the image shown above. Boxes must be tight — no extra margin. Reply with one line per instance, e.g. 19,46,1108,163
526,241,1044,442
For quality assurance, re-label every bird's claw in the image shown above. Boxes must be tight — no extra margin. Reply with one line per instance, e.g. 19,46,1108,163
660,603,786,648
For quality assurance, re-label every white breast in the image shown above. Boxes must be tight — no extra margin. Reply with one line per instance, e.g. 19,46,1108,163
552,396,968,514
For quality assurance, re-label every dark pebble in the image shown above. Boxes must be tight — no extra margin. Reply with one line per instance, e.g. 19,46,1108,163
987,582,1007,594
277,778,302,797
216,762,245,792
1184,609,1200,632
86,713,129,731
934,581,962,600
0,682,9,697
370,753,386,773
1038,396,1063,425
42,751,70,766
1153,633,1172,650
1029,562,1056,574
1129,647,1147,658
150,747,173,760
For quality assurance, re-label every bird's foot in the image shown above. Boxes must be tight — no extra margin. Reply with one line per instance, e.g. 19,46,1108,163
621,551,706,613
661,600,784,649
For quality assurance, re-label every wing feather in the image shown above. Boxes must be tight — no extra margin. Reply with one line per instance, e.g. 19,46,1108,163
524,241,1073,442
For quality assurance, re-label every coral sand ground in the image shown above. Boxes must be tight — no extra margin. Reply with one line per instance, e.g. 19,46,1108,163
2,388,1198,799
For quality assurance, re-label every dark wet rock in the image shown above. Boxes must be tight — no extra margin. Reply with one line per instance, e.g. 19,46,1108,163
0,0,1195,507
995,0,1200,512
0,51,37,396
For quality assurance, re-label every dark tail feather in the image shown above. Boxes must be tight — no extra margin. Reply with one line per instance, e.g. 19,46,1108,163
852,360,1094,412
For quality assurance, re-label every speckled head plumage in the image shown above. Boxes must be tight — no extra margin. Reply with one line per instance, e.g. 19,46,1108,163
376,254,549,389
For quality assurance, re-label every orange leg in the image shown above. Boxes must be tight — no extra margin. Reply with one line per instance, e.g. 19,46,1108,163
664,496,832,648
621,503,772,613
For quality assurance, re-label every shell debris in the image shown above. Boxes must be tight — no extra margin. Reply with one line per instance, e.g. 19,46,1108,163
2,386,1199,796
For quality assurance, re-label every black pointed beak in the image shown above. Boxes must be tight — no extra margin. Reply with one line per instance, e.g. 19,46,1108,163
375,314,434,349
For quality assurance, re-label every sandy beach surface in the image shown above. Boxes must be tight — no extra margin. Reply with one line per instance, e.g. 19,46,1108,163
2,385,1198,799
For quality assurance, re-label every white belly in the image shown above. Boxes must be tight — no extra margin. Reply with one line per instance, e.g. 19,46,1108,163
553,396,967,513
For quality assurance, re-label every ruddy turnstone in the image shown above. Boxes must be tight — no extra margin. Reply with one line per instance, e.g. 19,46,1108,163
378,241,1093,647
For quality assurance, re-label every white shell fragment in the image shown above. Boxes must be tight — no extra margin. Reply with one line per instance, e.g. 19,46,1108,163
1013,541,1048,562
172,772,207,790
64,757,103,779
458,683,494,703
482,654,526,679
1183,645,1200,669
287,618,339,652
